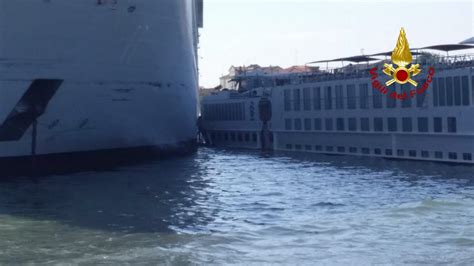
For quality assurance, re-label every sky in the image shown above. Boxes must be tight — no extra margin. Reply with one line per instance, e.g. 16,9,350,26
198,0,473,88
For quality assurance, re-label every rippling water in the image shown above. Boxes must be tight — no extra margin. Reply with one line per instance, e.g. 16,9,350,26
0,148,473,264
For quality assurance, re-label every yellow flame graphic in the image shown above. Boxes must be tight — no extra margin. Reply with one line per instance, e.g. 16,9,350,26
391,28,412,67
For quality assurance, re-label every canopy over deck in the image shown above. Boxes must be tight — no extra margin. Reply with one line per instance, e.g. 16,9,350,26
420,44,474,52
308,55,379,64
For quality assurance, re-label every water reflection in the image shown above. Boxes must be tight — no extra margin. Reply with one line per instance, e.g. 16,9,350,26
0,153,214,233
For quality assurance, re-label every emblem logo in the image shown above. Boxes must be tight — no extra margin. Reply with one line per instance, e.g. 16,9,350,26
383,28,421,86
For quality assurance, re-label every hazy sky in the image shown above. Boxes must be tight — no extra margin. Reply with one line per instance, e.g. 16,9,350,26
198,0,473,87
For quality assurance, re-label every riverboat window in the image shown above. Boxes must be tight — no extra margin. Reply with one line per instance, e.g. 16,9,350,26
463,153,472,161
295,144,302,150
421,151,429,158
433,77,439,106
362,148,370,154
285,119,292,130
335,85,344,109
434,117,442,132
325,118,333,131
416,79,427,108
385,149,393,156
324,86,332,110
361,118,370,131
294,119,302,130
284,89,291,111
374,148,381,155
313,87,321,110
409,150,416,157
303,88,311,111
388,117,397,132
402,117,412,132
245,133,250,142
252,133,257,142
435,151,443,159
448,152,458,160
401,84,411,108
293,89,301,111
461,76,470,106
305,145,312,151
417,117,428,132
397,149,404,156
286,144,293,149
347,84,356,109
348,118,357,131
446,77,454,106
373,90,383,109
304,118,312,131
438,77,446,106
336,118,345,131
326,146,334,152
337,146,345,153
314,118,322,130
359,84,369,109
315,145,323,151
447,117,456,133
453,76,462,106
374,118,383,132
387,88,396,108
349,147,358,153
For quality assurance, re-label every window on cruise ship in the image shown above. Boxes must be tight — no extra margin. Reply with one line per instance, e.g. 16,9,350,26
374,118,383,132
433,77,439,107
402,117,412,132
418,117,428,132
438,77,446,106
461,76,470,106
313,87,321,110
416,79,427,108
324,86,332,110
401,84,411,108
434,117,442,133
285,118,292,130
409,150,417,157
388,117,397,132
463,153,472,161
447,117,457,133
362,148,370,154
303,88,311,111
397,149,404,156
314,118,322,130
294,118,302,130
348,118,357,131
336,118,345,131
335,85,344,109
349,147,357,153
373,90,383,109
361,118,370,131
293,89,301,111
304,118,312,131
453,77,462,106
449,152,458,160
326,146,334,152
347,84,356,109
446,77,454,106
284,89,291,111
385,149,393,156
374,148,382,155
435,151,443,159
245,133,250,142
359,84,369,109
421,151,429,158
325,118,333,131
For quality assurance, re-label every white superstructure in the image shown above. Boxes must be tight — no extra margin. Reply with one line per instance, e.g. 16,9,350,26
201,48,474,164
0,0,203,159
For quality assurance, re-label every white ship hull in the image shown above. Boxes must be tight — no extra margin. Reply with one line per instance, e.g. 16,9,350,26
0,0,202,158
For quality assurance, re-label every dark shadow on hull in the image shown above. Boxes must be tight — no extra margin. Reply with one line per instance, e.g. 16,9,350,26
0,139,197,178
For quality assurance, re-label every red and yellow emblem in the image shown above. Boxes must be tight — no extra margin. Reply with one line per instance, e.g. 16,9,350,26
383,28,421,86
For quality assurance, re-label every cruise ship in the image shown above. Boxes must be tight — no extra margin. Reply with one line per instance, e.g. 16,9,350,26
0,1,203,165
200,37,474,164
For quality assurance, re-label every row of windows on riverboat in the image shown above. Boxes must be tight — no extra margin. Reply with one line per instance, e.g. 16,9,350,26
283,76,473,111
202,102,246,121
283,144,472,162
284,117,457,133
